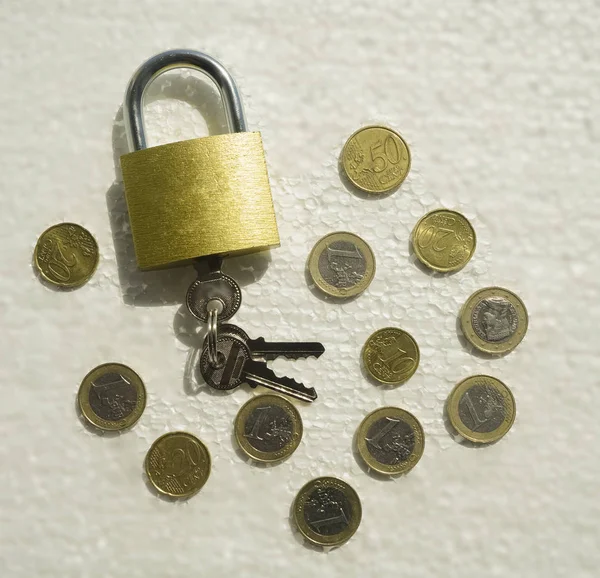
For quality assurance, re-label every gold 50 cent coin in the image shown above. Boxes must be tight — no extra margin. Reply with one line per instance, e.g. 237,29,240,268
446,375,516,443
308,232,376,298
78,363,146,431
293,477,362,547
145,432,211,498
412,209,476,272
341,125,411,194
356,407,424,475
235,394,303,463
362,328,420,385
34,223,99,288
460,287,528,354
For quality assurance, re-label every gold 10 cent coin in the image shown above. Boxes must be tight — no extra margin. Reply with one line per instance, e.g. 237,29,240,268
341,125,411,194
362,328,420,385
145,432,211,498
412,209,476,272
34,223,99,288
78,363,146,431
235,394,303,463
356,407,424,475
460,287,528,354
446,375,516,443
293,477,362,547
308,232,376,298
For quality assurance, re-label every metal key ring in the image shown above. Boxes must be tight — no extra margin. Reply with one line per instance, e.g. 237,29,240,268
206,308,219,367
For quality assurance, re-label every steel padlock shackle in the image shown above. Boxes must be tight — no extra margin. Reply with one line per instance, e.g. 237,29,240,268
123,48,247,152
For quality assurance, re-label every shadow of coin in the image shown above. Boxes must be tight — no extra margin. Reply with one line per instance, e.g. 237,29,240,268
337,155,400,200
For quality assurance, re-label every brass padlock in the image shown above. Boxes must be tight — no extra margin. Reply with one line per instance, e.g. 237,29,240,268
120,49,280,271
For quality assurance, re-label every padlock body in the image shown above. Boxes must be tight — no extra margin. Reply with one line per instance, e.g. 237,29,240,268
121,132,280,270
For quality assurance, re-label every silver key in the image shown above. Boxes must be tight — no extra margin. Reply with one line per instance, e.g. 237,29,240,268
199,333,323,402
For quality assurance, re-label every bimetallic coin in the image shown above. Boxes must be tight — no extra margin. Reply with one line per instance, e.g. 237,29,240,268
307,232,376,299
145,432,211,498
362,328,420,385
460,287,528,354
78,363,146,431
34,223,99,288
235,394,303,462
293,477,362,547
341,126,411,194
356,407,424,475
412,209,476,272
447,375,516,443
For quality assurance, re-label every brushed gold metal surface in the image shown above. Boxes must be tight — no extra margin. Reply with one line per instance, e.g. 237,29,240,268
121,132,280,270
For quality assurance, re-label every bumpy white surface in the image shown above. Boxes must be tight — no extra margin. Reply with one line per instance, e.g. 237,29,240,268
1,1,600,577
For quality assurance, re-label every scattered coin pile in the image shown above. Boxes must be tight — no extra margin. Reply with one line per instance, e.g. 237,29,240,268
35,124,528,549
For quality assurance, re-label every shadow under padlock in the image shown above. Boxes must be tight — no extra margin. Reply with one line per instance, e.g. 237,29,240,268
106,71,272,307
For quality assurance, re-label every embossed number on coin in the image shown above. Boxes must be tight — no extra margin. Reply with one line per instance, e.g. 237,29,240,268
235,394,303,462
447,375,516,443
362,328,420,385
307,232,376,299
341,126,411,194
293,477,362,547
460,287,528,354
78,363,146,431
412,209,476,272
34,223,99,288
145,432,211,498
356,407,425,475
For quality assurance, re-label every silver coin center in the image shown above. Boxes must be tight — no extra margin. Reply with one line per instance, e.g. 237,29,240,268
471,296,518,342
317,240,366,289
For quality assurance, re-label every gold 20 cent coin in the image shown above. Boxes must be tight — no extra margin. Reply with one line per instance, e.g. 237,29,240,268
145,432,211,499
34,223,99,288
447,375,516,443
308,232,376,298
356,407,424,475
235,394,303,463
460,287,528,354
362,328,420,385
293,477,362,547
78,363,146,431
341,125,411,194
412,209,476,272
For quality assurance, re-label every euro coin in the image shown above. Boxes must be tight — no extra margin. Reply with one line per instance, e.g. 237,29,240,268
356,407,424,475
460,287,528,354
307,232,375,299
235,394,303,462
341,126,411,194
362,328,420,385
34,223,99,288
78,363,146,431
412,209,476,272
446,375,516,443
145,432,211,498
293,477,362,547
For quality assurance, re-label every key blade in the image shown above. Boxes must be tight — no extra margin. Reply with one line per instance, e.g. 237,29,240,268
242,359,318,402
247,337,325,361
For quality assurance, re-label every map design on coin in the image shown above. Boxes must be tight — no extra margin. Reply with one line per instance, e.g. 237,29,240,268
318,240,366,289
145,432,211,498
471,297,519,343
458,384,506,433
34,223,99,288
366,416,415,465
89,372,137,422
304,487,353,536
243,404,293,452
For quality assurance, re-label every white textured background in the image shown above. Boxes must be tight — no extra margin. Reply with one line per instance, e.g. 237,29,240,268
1,1,599,577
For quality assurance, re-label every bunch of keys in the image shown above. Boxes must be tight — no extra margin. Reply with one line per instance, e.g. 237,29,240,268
186,257,324,402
